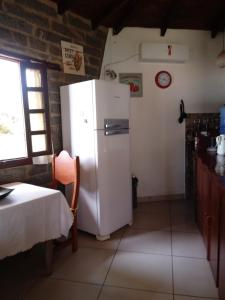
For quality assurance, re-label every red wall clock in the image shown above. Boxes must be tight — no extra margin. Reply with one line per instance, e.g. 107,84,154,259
155,71,172,89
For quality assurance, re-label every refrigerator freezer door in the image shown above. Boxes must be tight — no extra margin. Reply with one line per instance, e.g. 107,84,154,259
61,81,95,152
92,80,130,130
95,130,133,236
75,129,99,235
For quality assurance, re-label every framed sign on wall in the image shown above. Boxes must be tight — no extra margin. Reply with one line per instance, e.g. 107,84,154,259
61,41,85,75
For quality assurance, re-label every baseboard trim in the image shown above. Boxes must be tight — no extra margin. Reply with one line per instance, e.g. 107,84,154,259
138,193,185,202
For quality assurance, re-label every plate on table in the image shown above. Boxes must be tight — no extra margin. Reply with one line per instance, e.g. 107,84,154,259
0,187,14,200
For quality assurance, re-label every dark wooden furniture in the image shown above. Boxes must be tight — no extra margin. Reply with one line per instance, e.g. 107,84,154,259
196,157,211,259
195,151,225,296
52,150,80,252
219,191,225,298
209,173,221,286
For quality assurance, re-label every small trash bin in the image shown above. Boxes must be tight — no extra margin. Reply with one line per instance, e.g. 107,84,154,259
132,175,138,209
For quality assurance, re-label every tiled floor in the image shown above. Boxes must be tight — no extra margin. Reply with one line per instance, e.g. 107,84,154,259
0,199,219,300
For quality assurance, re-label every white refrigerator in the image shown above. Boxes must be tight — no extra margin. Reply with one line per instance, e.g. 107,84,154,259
60,79,132,240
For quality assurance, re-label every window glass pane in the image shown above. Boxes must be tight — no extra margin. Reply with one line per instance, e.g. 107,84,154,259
31,134,46,152
28,92,44,109
0,58,27,160
26,69,42,87
30,113,45,131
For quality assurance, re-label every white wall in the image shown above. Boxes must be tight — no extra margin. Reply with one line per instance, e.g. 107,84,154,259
100,28,225,197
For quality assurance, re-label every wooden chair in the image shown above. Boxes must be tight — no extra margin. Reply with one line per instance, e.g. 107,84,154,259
52,150,80,252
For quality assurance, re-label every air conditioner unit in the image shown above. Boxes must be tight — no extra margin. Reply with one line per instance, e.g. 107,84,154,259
139,43,189,63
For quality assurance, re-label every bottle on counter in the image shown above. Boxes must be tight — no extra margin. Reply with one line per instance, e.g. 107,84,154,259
194,119,200,150
205,119,209,134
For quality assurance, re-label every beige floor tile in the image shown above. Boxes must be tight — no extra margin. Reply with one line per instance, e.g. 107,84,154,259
171,201,195,221
99,286,173,300
52,247,114,284
105,251,173,293
25,278,100,300
171,207,195,218
132,211,171,231
119,229,171,255
78,227,125,250
136,201,170,215
171,200,190,212
171,213,199,233
172,223,199,233
171,200,195,218
172,231,206,258
173,257,218,298
174,295,217,300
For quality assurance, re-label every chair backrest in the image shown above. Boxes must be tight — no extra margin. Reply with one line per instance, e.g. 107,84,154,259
52,150,80,214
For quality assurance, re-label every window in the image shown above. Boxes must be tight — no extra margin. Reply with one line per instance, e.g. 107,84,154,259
0,56,51,168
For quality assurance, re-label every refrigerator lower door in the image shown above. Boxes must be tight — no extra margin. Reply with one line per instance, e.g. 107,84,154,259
105,129,129,135
95,130,132,236
75,129,99,235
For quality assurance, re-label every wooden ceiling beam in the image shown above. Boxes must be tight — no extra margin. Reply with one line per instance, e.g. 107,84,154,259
160,0,178,37
57,0,70,15
113,24,124,35
160,26,167,37
211,13,225,38
91,0,128,30
211,2,225,38
112,0,138,35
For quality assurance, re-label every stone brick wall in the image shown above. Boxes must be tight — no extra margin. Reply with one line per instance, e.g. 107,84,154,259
0,0,108,185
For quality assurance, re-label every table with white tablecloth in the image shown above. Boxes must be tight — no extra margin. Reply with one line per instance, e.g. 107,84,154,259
0,182,73,260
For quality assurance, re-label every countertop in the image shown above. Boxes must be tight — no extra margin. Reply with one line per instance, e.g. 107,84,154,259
195,150,225,189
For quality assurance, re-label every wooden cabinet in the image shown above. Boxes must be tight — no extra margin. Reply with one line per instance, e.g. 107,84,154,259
196,157,211,259
196,157,203,232
219,195,225,299
196,152,225,295
209,173,221,286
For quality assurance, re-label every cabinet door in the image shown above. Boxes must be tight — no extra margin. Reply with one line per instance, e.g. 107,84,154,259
219,195,225,299
202,164,211,258
196,158,204,232
196,158,211,258
209,174,221,286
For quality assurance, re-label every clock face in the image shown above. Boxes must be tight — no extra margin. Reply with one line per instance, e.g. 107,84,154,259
155,71,172,88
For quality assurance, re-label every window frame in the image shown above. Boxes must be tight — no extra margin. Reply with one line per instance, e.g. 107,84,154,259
0,56,52,169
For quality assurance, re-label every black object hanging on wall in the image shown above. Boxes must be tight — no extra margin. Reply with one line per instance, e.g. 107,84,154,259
178,99,187,124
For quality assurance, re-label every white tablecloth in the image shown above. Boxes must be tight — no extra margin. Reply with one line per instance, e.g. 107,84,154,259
0,182,73,259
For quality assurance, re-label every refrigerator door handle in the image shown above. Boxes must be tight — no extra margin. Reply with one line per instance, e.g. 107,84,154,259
104,119,129,131
105,129,129,136
105,123,122,129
